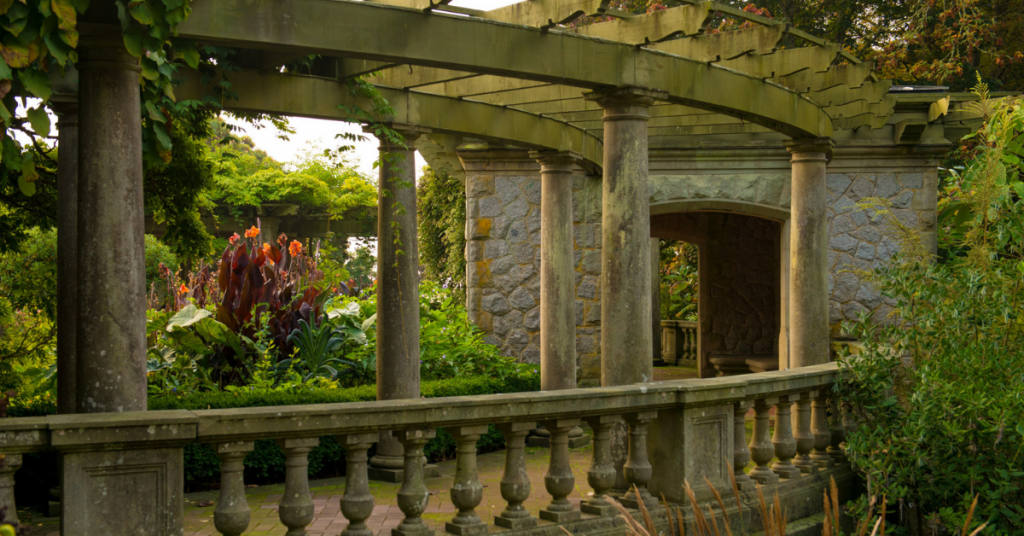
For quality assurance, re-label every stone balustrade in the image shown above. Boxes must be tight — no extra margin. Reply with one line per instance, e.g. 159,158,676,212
0,363,854,535
661,320,698,366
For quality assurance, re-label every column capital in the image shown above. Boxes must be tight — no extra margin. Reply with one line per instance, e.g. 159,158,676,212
364,123,430,150
529,150,581,170
785,137,834,162
584,86,667,109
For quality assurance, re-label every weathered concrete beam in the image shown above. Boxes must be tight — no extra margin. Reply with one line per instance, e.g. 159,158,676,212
176,69,604,169
478,0,613,28
179,0,833,138
647,24,786,61
571,2,715,44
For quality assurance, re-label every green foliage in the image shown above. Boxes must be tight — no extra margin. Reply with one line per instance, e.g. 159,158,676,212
0,227,55,318
838,95,1024,535
418,166,466,300
659,239,698,321
144,234,178,290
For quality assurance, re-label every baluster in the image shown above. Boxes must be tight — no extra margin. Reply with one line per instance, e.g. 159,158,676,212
827,397,847,463
810,393,834,469
495,422,537,529
539,418,581,523
748,398,779,484
688,327,697,360
792,392,817,474
620,411,658,509
215,441,255,536
394,429,436,536
276,437,319,536
0,453,22,524
771,395,800,479
732,402,756,490
445,425,489,535
337,433,378,536
582,415,620,516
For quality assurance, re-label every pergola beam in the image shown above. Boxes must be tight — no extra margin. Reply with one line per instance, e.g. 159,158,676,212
175,69,605,168
179,0,833,139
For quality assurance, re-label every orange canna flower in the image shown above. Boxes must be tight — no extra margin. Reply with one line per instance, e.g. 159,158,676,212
289,240,302,257
178,284,189,295
263,243,271,254
228,233,240,245
244,226,260,239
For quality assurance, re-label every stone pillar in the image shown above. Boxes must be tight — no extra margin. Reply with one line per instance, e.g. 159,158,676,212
785,138,833,368
531,151,579,391
584,86,664,387
75,32,146,413
651,238,664,366
778,219,791,370
370,126,429,482
50,66,78,416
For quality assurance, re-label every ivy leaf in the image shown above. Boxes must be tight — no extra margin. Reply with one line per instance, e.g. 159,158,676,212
144,100,166,122
0,0,14,16
0,41,35,68
179,48,199,69
17,173,35,196
42,32,68,65
152,121,172,151
122,24,144,56
0,55,11,80
51,0,76,30
0,13,28,37
129,2,153,24
58,28,78,48
26,105,49,137
17,67,51,101
0,79,10,101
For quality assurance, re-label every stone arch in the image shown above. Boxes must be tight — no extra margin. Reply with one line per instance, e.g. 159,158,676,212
648,174,792,221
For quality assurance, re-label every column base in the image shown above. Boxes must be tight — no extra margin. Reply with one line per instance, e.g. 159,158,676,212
48,500,61,517
580,502,617,516
749,468,780,485
619,493,659,510
494,514,538,529
539,509,581,523
444,521,488,535
771,462,801,479
811,454,835,469
392,524,435,536
368,464,440,483
733,475,758,491
794,458,818,474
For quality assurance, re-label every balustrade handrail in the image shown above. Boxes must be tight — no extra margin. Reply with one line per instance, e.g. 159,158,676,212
0,363,839,453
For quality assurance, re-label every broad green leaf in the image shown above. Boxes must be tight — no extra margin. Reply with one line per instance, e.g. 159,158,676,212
0,0,14,15
51,0,76,30
20,152,37,182
0,55,10,80
26,105,49,137
166,304,213,331
129,1,153,24
70,0,89,12
0,42,32,68
179,48,199,69
144,100,165,122
17,173,34,196
152,121,172,150
0,12,28,36
58,28,78,48
17,67,51,100
42,32,68,65
360,313,377,332
167,330,208,354
122,24,144,57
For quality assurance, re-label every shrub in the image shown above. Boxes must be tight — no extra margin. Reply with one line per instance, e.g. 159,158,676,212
838,91,1024,534
417,166,466,301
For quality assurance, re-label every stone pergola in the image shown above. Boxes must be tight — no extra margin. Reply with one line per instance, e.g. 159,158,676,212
8,0,997,533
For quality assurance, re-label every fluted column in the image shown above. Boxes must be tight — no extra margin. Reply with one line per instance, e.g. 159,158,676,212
582,415,620,516
748,398,779,485
732,402,756,490
445,425,488,535
539,419,581,523
784,138,833,368
620,411,658,509
771,396,800,479
394,429,436,536
338,433,378,536
792,392,816,474
277,437,319,536
371,125,428,481
811,393,834,469
215,441,255,536
584,87,665,387
76,31,146,413
495,422,536,529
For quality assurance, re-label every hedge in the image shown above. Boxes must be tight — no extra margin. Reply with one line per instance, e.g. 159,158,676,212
10,372,539,499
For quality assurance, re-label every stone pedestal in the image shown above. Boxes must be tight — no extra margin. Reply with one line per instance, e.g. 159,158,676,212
648,401,733,504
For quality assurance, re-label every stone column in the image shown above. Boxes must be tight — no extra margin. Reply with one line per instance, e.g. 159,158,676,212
651,238,664,366
585,87,664,387
51,67,78,416
530,151,579,391
75,32,147,413
369,126,430,481
785,138,833,368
